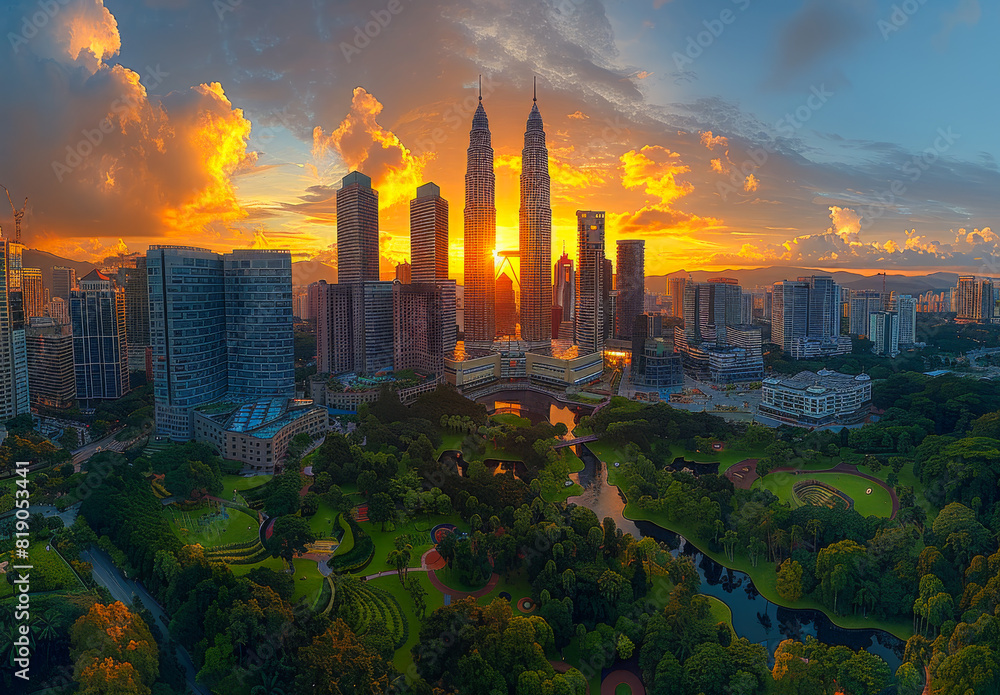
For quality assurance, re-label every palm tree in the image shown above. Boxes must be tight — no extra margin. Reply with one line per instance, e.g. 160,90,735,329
251,671,286,695
386,543,412,583
32,610,59,663
806,518,823,550
722,531,738,562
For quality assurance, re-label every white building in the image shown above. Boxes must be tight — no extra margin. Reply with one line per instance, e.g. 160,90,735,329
760,370,871,427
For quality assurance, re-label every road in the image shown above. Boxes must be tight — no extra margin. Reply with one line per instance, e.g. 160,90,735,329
81,547,209,695
71,430,141,471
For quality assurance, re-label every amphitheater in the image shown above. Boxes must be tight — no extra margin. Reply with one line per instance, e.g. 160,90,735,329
791,479,854,511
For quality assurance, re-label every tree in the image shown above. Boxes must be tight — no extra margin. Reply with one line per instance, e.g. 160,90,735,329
386,542,412,584
295,620,393,695
722,530,738,562
368,492,394,531
266,516,316,570
837,650,890,695
406,576,427,619
895,662,923,695
71,602,159,693
776,560,803,602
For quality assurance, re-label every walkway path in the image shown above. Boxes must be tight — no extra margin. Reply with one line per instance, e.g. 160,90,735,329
600,669,644,695
553,434,599,449
766,461,900,519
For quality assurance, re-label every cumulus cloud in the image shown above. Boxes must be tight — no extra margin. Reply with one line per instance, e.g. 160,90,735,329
312,87,431,211
743,174,759,193
700,131,728,150
1,0,257,257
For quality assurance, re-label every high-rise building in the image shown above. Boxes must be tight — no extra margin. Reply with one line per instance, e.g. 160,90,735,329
682,279,742,346
849,290,884,335
224,250,295,396
122,256,150,372
395,262,411,284
148,246,294,440
410,182,449,283
616,240,645,340
602,258,614,342
553,248,575,324
802,275,840,338
772,281,810,353
51,266,76,301
956,276,996,324
336,171,379,284
70,270,129,402
518,91,552,344
26,316,75,411
869,311,900,357
575,211,605,354
668,277,686,319
22,267,44,319
316,280,395,376
464,91,497,344
393,280,457,374
496,273,517,338
0,240,29,419
892,295,917,345
46,297,68,324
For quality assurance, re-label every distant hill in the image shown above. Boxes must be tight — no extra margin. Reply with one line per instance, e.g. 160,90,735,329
22,249,98,290
292,260,337,286
647,267,960,295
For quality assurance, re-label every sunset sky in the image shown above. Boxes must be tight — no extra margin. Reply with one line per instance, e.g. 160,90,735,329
2,0,998,279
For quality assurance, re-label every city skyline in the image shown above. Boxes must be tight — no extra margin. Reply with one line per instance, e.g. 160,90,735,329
3,0,999,278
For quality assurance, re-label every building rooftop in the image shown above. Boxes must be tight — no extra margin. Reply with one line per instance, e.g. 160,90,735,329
763,369,870,393
195,396,321,435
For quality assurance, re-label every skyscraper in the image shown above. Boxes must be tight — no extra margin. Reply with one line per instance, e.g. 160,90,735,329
26,316,75,411
616,240,645,340
893,294,917,345
336,171,379,284
70,270,129,402
869,311,900,357
772,280,810,353
148,246,294,440
802,275,841,338
668,277,686,319
553,248,575,324
393,280,457,374
602,258,614,342
51,266,76,301
518,87,552,344
316,280,395,376
495,273,517,338
22,267,44,319
956,276,996,324
410,182,449,283
849,290,884,335
123,256,150,372
395,262,411,284
0,240,29,419
575,211,605,354
464,88,497,344
224,250,295,396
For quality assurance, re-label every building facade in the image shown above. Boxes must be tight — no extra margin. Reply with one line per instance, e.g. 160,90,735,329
22,267,44,319
393,280,457,374
0,241,29,418
495,273,517,338
849,290,884,335
336,171,380,284
760,370,872,427
70,270,129,402
463,95,497,344
518,96,552,344
869,311,900,357
410,182,449,283
51,266,76,301
575,211,605,354
26,316,75,410
616,240,645,340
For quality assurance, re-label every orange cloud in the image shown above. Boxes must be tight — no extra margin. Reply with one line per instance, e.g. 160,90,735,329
567,111,589,120
744,173,759,192
700,131,728,150
312,87,431,209
710,158,729,174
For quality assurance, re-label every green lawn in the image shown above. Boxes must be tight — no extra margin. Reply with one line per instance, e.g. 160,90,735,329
357,513,468,576
540,448,585,503
706,595,736,637
221,473,272,497
167,503,260,548
615,684,632,695
368,572,446,677
435,565,488,593
606,464,913,641
753,471,894,519
492,413,532,428
229,555,326,606
0,544,83,597
307,500,342,539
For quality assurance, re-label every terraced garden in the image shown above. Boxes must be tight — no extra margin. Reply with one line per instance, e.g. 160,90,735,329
335,577,409,650
754,471,894,518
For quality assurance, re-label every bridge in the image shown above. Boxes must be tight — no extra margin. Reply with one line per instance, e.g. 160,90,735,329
553,434,599,449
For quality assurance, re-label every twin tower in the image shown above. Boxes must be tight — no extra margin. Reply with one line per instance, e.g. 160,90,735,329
464,81,552,346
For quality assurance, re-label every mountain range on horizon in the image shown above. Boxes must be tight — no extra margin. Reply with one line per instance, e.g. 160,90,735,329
20,250,962,297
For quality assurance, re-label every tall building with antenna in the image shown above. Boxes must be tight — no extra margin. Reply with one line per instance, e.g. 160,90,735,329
463,77,497,345
518,78,552,344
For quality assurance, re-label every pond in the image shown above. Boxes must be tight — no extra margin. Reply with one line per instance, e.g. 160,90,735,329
569,444,905,671
478,390,588,441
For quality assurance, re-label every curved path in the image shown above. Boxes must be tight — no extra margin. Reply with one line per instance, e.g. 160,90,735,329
601,669,644,695
759,462,899,519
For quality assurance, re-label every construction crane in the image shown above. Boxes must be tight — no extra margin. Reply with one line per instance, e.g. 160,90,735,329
1,186,26,243
876,271,888,310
